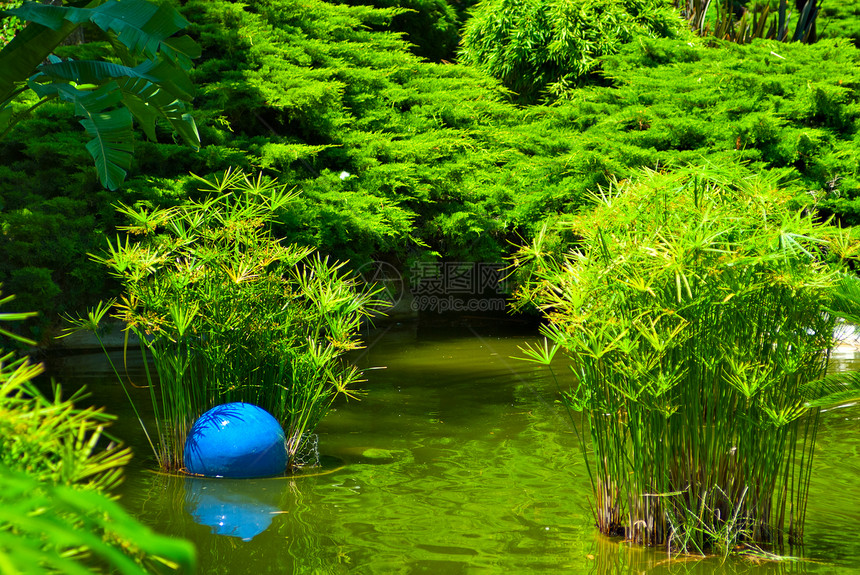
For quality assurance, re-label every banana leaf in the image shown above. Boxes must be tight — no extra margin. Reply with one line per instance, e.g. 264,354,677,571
27,81,134,190
0,0,199,189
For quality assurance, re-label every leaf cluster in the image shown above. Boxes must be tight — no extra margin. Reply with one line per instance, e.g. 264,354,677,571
0,293,130,492
0,0,201,190
0,466,195,574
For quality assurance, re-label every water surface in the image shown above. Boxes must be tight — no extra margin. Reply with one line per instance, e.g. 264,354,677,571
46,322,860,574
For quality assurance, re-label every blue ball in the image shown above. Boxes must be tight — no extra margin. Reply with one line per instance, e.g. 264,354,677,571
184,403,287,478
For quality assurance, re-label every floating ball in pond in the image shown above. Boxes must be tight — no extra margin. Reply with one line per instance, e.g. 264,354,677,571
184,403,287,478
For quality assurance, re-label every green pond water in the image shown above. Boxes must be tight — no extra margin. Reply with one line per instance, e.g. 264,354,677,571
45,321,860,574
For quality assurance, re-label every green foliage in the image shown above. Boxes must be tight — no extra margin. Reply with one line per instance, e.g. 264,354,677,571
2,0,517,326
0,290,36,344
0,357,131,492
0,291,196,573
66,169,385,471
458,0,690,102
0,290,131,492
334,0,461,62
0,467,196,574
819,1,860,46
796,273,860,409
513,166,859,549
0,0,200,189
0,1,22,47
4,1,860,333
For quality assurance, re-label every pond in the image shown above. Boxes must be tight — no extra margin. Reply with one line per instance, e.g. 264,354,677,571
44,320,860,574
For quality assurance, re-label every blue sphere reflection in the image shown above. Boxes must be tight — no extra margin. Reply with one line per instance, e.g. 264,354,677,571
184,477,281,541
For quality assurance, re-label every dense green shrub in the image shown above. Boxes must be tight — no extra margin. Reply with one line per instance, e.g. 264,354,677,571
581,37,860,221
458,0,689,102
0,0,523,327
3,0,860,333
818,0,860,46
334,0,462,61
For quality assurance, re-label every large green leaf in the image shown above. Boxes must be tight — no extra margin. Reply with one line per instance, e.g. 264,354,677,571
0,0,195,103
31,58,199,149
35,82,135,190
161,34,203,68
132,55,195,99
118,77,199,147
0,0,105,103
38,56,194,100
82,107,134,191
92,0,189,59
3,0,190,59
100,0,188,58
0,0,199,189
1,3,67,29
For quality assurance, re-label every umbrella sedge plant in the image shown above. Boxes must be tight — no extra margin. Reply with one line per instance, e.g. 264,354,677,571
64,168,386,472
512,165,860,552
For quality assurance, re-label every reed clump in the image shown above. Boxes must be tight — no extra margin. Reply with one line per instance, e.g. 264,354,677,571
513,165,859,552
66,169,385,472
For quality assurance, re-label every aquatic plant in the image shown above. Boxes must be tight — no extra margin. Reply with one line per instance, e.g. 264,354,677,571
65,168,385,472
513,166,859,550
0,288,196,573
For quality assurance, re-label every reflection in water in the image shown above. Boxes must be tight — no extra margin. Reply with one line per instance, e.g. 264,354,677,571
184,477,281,541
49,323,860,574
130,471,346,574
589,534,835,575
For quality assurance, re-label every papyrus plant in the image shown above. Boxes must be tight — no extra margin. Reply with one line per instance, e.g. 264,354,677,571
513,166,859,551
66,169,385,472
